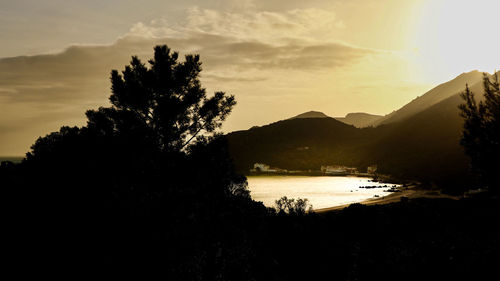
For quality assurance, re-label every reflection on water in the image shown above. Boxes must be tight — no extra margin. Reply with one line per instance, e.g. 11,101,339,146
247,176,396,210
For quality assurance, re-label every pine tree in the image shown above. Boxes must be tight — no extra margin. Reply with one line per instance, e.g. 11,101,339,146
459,73,500,192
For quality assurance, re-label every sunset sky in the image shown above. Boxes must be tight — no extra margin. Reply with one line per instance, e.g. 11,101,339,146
1,0,499,155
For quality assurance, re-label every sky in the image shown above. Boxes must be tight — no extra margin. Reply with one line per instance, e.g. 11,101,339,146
0,0,499,155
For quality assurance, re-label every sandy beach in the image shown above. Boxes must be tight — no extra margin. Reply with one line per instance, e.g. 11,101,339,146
314,185,461,213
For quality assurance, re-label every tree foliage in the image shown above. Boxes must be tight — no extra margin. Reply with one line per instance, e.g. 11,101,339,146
86,45,236,153
459,73,500,191
26,45,241,191
14,46,263,277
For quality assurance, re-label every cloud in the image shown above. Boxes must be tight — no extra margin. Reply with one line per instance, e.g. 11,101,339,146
128,7,346,45
0,7,372,104
0,6,379,155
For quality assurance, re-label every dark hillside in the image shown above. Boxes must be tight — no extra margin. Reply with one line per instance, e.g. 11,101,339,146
363,94,472,189
227,95,476,189
227,117,382,171
362,76,490,189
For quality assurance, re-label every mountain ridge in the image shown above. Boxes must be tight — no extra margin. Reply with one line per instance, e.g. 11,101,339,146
369,70,484,127
290,111,330,119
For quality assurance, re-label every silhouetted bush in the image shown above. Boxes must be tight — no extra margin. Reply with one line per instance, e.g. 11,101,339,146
275,196,311,215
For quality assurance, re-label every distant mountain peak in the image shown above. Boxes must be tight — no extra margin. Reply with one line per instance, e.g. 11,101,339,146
457,70,479,76
344,112,380,118
335,112,382,128
291,111,330,119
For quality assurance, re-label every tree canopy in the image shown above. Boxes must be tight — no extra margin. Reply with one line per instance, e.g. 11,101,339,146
26,45,242,194
14,46,260,276
86,45,235,153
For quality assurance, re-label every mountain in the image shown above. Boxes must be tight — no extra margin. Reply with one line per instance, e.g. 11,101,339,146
227,102,473,189
362,95,471,188
227,71,495,191
227,117,378,171
335,112,383,128
360,75,489,189
291,111,330,119
369,70,484,127
290,111,383,127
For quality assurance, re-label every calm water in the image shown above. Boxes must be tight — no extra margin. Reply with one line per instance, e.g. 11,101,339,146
247,176,396,210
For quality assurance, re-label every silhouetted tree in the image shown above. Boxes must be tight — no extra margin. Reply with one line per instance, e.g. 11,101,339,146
26,46,240,194
459,73,500,192
87,45,235,153
17,46,261,277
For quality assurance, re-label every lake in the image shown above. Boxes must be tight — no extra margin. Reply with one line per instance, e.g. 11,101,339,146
247,175,396,210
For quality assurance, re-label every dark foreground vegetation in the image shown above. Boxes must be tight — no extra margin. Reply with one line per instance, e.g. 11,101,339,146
2,46,500,279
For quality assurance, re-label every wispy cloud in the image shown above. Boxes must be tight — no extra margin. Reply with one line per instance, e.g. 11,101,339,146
128,7,346,44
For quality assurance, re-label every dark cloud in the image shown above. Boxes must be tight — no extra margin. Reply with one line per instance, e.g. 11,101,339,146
0,33,371,102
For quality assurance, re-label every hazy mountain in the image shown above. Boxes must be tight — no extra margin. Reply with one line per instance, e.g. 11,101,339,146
291,111,330,119
369,70,484,127
290,111,382,127
335,112,383,128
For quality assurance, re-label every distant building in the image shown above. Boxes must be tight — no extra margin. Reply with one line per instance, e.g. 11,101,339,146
367,165,378,174
253,163,271,172
251,163,287,173
321,165,358,175
345,167,358,174
322,165,342,174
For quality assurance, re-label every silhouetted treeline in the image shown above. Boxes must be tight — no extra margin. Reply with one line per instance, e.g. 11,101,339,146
5,157,500,280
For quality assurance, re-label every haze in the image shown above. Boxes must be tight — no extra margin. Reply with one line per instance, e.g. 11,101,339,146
0,0,499,155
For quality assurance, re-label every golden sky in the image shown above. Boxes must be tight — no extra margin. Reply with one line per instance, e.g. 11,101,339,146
0,0,499,155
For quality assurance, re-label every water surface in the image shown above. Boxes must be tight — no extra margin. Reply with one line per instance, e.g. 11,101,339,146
247,175,395,210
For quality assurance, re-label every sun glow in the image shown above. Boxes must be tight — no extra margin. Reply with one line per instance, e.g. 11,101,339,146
413,0,500,82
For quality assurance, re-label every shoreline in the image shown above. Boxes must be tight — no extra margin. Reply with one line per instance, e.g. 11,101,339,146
314,184,461,213
247,172,382,179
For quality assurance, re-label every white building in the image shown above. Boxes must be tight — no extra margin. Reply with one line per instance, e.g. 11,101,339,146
251,163,287,173
321,165,347,174
253,163,273,172
367,165,378,174
321,165,358,175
